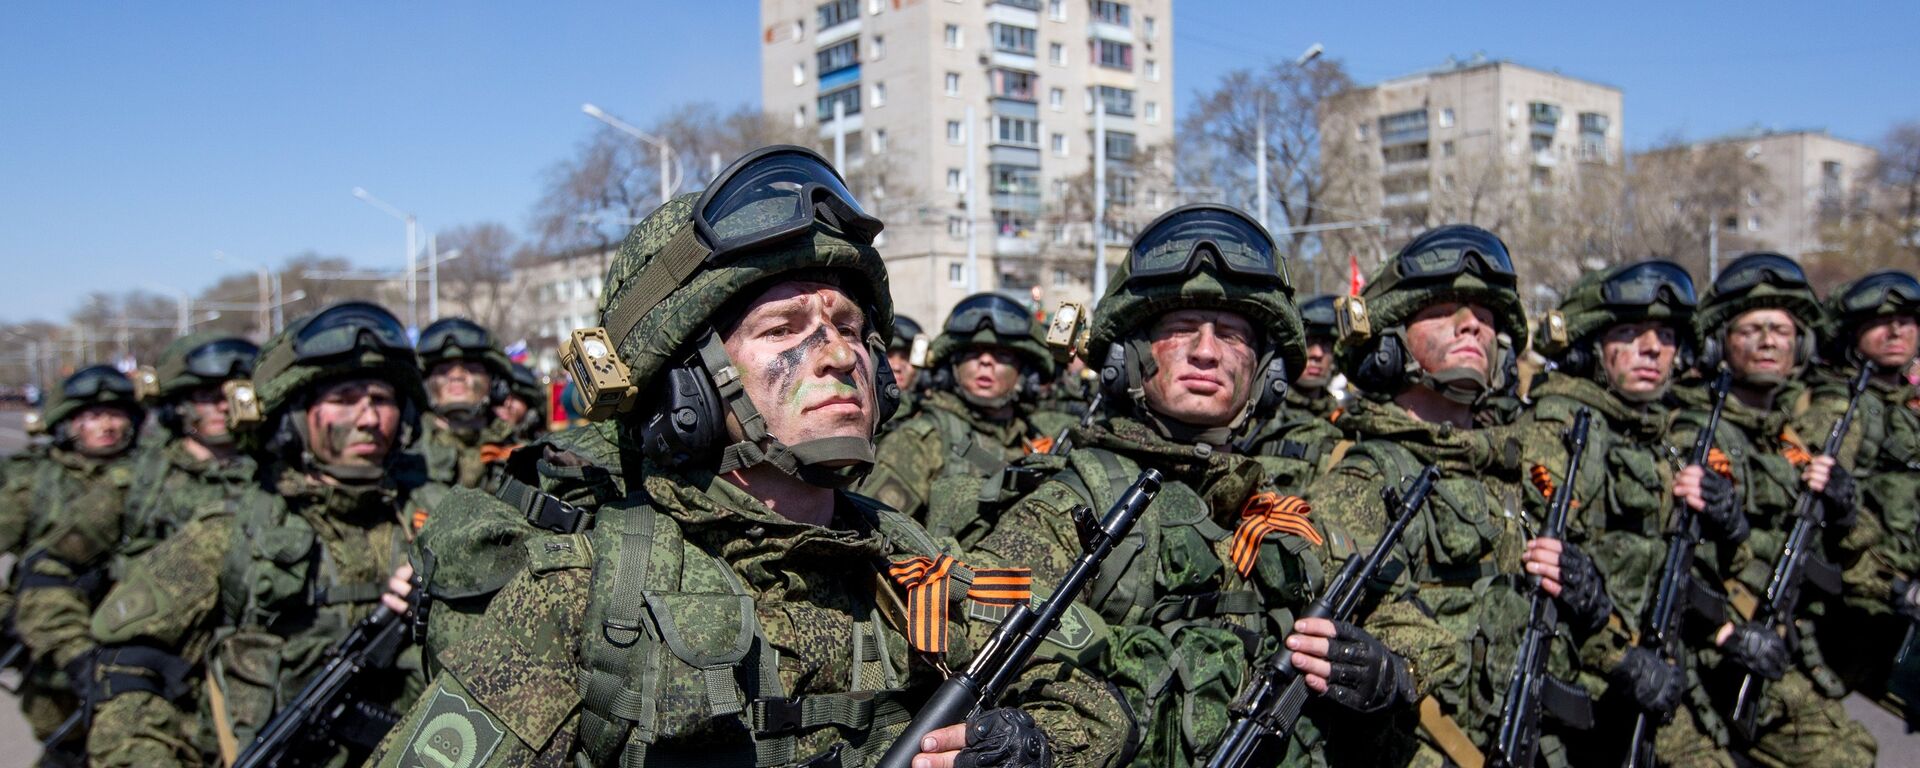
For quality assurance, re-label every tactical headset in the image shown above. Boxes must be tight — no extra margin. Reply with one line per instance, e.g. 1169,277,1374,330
1695,253,1819,373
1337,225,1523,402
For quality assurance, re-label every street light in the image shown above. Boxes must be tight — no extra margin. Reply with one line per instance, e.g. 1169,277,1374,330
352,187,420,329
582,103,677,206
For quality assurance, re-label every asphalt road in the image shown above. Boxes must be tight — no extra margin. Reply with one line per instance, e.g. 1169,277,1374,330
0,408,1913,766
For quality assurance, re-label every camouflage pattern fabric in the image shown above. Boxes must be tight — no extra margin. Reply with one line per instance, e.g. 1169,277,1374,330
418,416,521,491
118,439,257,569
1242,386,1345,493
860,390,1043,523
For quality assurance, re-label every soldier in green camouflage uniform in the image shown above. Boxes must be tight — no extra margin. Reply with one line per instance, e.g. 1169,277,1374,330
861,292,1056,531
120,333,261,565
1524,261,1738,766
1243,294,1346,488
494,363,551,444
1797,269,1920,722
370,145,1127,768
972,204,1453,767
1666,252,1874,767
84,301,440,768
1303,225,1605,767
1,366,143,766
416,317,521,490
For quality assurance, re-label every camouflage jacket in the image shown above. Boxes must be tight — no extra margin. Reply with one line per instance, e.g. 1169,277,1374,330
421,415,522,491
11,446,136,668
1242,387,1346,493
1302,397,1575,755
1797,368,1920,612
860,390,1044,522
971,415,1449,767
119,440,257,570
86,459,443,768
367,466,1130,768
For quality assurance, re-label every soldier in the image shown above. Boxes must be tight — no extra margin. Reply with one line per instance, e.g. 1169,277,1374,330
0,365,143,766
85,301,438,768
1304,225,1601,766
416,316,520,489
120,333,260,564
494,362,550,443
888,313,926,393
971,204,1451,766
370,145,1127,768
1668,251,1874,767
1242,294,1345,488
860,292,1056,525
1799,270,1920,720
1526,260,1737,765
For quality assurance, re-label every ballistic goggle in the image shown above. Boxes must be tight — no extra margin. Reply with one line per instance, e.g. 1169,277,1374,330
1839,270,1920,315
1710,252,1808,297
944,293,1034,337
63,365,136,400
1393,226,1517,284
291,302,413,361
1126,204,1291,288
694,145,883,257
417,317,496,359
1601,260,1696,309
181,338,260,380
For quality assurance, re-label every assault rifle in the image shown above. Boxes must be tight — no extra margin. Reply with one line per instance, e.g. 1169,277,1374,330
875,469,1163,768
1205,465,1442,768
1489,407,1595,768
1623,368,1732,767
1046,390,1102,456
1729,361,1874,738
233,605,409,768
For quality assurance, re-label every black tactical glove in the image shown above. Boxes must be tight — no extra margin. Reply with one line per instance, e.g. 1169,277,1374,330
1320,620,1417,714
1611,647,1683,721
1553,542,1614,637
62,650,97,703
1892,578,1920,624
1816,463,1858,529
954,708,1052,768
1721,623,1789,681
1695,469,1748,543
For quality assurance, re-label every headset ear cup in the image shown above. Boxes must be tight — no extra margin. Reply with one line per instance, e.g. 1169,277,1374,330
1698,330,1723,373
1795,327,1816,368
489,376,510,407
871,346,901,426
1099,344,1129,403
1255,356,1289,416
1349,333,1408,395
157,401,185,435
640,366,723,468
1562,339,1592,378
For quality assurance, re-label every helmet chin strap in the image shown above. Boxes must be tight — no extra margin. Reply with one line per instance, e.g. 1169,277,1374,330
1420,365,1493,406
695,330,877,490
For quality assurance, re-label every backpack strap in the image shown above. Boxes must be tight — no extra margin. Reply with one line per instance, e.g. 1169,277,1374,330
936,409,1010,478
575,504,662,765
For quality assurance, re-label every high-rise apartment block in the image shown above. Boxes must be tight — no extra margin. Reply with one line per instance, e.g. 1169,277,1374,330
760,0,1175,326
1677,129,1879,257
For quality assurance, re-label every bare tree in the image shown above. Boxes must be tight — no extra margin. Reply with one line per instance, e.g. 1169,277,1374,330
434,222,526,339
1622,138,1774,278
1816,120,1920,285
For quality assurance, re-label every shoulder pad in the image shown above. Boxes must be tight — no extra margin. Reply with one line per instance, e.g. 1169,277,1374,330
525,533,593,575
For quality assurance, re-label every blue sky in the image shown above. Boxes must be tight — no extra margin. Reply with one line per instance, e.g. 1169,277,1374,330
4,1,1915,323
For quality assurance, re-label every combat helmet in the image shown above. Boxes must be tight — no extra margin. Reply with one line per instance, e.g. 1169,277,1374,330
247,301,428,478
1337,224,1527,404
559,145,898,487
1821,269,1920,365
925,292,1056,409
1299,294,1338,339
1084,203,1305,435
1695,252,1824,373
151,332,259,439
416,317,515,411
1536,259,1698,384
43,365,145,451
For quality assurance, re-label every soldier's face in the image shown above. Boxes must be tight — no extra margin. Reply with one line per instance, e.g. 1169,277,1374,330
1599,320,1678,399
1724,309,1798,381
954,346,1021,404
1855,314,1918,370
185,385,232,440
888,350,917,391
723,280,876,448
1404,302,1497,377
1142,309,1259,427
70,405,133,455
306,378,401,468
493,396,530,426
428,361,491,407
1298,335,1334,390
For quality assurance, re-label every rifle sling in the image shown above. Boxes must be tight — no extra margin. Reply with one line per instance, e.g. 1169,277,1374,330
208,665,240,767
1417,695,1484,768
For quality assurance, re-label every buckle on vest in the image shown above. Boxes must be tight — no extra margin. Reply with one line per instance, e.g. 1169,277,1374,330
754,696,807,735
528,493,586,534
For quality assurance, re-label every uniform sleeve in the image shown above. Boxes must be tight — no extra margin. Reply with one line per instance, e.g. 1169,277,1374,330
86,690,198,768
90,514,232,648
859,421,946,519
968,477,1089,588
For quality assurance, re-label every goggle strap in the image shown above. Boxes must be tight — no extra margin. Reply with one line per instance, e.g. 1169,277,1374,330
696,330,769,443
607,225,711,351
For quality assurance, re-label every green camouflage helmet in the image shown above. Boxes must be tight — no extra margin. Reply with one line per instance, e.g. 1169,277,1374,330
1695,251,1823,337
1299,294,1338,338
1821,269,1919,360
155,332,258,398
43,364,145,429
416,317,514,380
249,301,428,446
927,292,1056,378
1337,224,1526,402
1535,259,1698,363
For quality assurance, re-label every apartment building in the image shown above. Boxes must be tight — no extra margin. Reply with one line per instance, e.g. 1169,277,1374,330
760,0,1175,326
1682,128,1879,257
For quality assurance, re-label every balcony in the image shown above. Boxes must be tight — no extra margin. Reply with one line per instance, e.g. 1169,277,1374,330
995,235,1041,256
1532,149,1557,167
818,64,860,91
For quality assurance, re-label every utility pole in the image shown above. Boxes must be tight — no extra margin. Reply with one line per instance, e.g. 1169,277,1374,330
964,104,980,294
1093,100,1108,301
1255,105,1268,230
428,231,440,321
1708,217,1720,281
833,98,847,171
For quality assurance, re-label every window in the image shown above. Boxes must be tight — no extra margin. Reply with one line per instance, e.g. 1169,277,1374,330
869,0,883,13
947,168,964,191
996,116,1040,146
791,20,805,41
944,24,962,48
945,72,961,96
1096,85,1134,116
1147,189,1161,208
1047,0,1065,20
1106,173,1136,205
1441,173,1455,191
947,120,963,144
991,164,1040,196
1092,40,1133,70
1092,0,1129,26
1442,140,1455,157
1377,109,1428,145
1048,88,1064,110
816,40,859,75
792,62,806,86
871,35,885,59
1144,101,1159,123
1528,102,1562,131
817,0,858,29
994,209,1035,236
949,262,966,283
1143,15,1156,37
1145,59,1159,81
993,69,1036,101
817,86,860,121
992,23,1036,55
1355,123,1369,142
871,128,887,153
1578,112,1608,162
794,105,807,127
1822,160,1844,201
1049,42,1065,65
1438,108,1454,128
1051,132,1067,155
870,81,886,106
1104,130,1136,161
1747,215,1762,232
1053,268,1069,288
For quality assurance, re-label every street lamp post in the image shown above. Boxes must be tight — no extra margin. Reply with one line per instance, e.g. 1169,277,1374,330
582,103,676,206
213,250,282,336
1254,43,1325,235
352,187,419,329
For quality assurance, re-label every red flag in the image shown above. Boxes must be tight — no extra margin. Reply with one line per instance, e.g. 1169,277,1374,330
1348,253,1365,296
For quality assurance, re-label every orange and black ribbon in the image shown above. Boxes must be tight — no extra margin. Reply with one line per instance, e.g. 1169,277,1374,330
887,556,1034,654
1779,431,1813,468
478,443,520,466
1529,465,1581,509
1229,493,1322,577
411,508,430,532
1706,448,1735,480
967,568,1033,607
1025,435,1055,455
1328,407,1346,424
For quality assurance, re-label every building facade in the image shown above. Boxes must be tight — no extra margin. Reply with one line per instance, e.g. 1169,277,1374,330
507,246,616,372
760,0,1175,327
1686,129,1879,258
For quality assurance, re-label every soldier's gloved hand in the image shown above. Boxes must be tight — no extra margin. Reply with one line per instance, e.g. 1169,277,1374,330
1524,538,1614,636
1611,647,1683,721
1694,469,1749,543
1806,458,1857,529
62,649,97,703
916,708,1049,768
1286,618,1416,713
1891,578,1920,624
1718,622,1789,681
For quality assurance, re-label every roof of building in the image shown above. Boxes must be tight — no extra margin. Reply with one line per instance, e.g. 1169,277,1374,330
1361,53,1622,93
